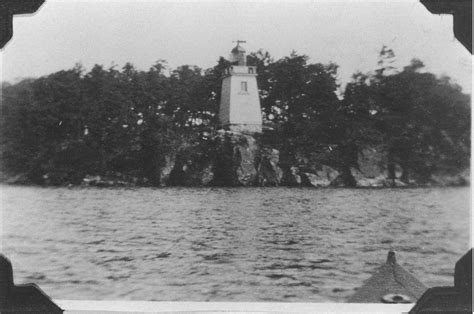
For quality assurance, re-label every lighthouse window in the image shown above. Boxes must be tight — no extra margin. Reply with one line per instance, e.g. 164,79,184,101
241,81,248,92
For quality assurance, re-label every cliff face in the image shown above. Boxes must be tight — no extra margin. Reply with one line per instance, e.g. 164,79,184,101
9,130,467,187
154,131,469,188
165,131,275,187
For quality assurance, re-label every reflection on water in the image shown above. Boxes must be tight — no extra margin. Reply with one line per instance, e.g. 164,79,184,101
1,186,470,302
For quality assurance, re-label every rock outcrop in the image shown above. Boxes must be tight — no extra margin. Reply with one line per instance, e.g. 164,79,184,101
304,165,339,187
159,153,176,186
115,132,472,187
256,148,283,186
7,130,467,188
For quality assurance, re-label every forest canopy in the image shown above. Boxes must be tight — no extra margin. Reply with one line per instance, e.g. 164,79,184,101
1,47,470,186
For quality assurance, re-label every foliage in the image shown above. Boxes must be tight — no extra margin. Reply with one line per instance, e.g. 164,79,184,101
251,52,343,181
348,48,471,181
0,47,470,186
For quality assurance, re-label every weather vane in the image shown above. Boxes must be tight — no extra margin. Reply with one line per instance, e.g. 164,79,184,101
233,40,246,45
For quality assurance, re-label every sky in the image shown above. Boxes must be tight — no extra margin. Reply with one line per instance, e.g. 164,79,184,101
1,0,472,94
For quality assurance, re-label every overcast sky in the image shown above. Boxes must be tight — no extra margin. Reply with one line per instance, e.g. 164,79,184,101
1,0,472,94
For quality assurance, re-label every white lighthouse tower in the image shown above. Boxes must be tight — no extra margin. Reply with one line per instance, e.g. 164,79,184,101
219,41,262,133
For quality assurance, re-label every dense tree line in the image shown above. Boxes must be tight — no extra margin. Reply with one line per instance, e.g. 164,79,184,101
1,47,470,185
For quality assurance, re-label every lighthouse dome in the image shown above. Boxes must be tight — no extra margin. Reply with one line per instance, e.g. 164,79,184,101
231,42,247,66
231,44,246,54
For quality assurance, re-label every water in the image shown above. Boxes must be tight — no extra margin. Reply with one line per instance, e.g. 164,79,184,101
1,186,470,302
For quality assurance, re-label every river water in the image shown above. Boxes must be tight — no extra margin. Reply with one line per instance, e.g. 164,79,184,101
0,186,470,302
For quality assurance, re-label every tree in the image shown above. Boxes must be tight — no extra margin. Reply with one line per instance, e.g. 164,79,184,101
353,50,471,182
1,65,90,184
336,72,383,184
257,52,342,182
1,48,469,187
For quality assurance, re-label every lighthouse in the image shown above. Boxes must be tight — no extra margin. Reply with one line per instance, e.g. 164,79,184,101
219,41,262,133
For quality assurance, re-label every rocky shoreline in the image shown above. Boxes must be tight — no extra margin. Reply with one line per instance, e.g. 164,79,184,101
3,173,468,188
2,131,469,188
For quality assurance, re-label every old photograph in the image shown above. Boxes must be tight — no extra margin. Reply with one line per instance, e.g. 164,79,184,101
0,0,471,312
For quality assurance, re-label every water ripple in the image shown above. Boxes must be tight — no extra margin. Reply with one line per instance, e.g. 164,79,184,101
1,186,470,302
